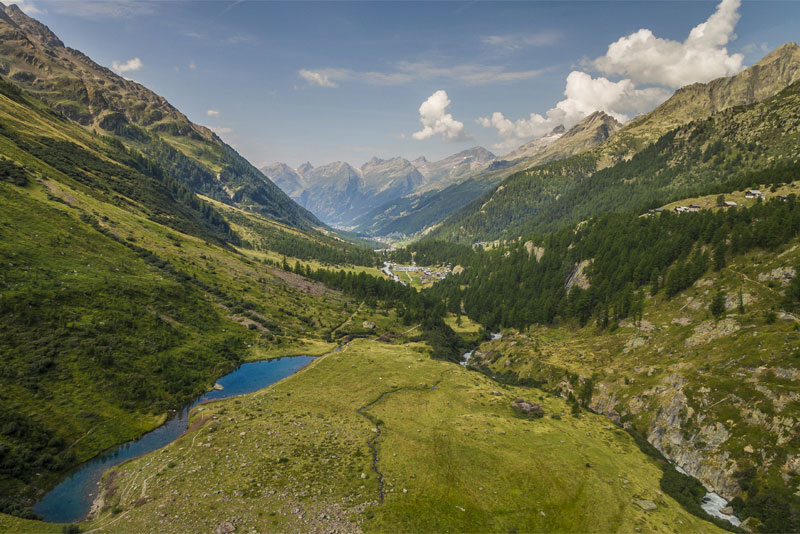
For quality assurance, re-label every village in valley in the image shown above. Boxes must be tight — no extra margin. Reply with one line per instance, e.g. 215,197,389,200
382,261,452,288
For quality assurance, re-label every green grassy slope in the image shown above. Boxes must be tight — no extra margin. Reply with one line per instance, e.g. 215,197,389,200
47,338,723,534
0,77,357,517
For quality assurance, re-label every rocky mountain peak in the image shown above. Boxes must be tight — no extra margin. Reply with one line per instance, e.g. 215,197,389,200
563,111,622,140
3,3,64,48
297,162,314,176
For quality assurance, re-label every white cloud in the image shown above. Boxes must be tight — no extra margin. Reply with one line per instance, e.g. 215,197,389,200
393,61,545,85
478,72,669,149
480,0,743,150
298,69,341,88
111,57,143,74
554,72,670,124
207,109,220,117
412,90,469,142
593,0,743,88
298,62,545,88
481,31,561,51
189,61,197,70
6,0,45,15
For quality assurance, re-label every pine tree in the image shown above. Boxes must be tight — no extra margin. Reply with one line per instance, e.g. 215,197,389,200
710,290,727,320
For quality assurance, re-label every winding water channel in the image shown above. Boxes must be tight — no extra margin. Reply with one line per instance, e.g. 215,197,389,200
34,356,313,524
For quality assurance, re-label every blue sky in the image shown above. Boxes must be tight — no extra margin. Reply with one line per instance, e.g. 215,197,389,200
11,0,800,168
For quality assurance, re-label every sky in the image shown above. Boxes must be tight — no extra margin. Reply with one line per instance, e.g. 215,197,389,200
8,0,800,168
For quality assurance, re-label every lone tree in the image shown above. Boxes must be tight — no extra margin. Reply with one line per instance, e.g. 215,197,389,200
710,290,727,320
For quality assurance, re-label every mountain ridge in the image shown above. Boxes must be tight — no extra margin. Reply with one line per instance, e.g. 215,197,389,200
425,43,800,243
0,3,322,230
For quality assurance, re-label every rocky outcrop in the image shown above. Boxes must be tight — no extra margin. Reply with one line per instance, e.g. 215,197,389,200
758,266,796,285
511,398,544,418
684,318,740,347
565,260,591,291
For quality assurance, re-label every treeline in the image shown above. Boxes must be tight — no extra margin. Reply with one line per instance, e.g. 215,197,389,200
389,240,475,266
428,196,800,331
286,262,466,361
255,232,378,266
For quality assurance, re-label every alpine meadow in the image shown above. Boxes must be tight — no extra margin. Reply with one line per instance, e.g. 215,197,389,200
1,1,800,533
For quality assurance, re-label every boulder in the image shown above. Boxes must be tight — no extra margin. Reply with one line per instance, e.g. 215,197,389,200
511,398,544,418
213,522,235,534
633,499,657,511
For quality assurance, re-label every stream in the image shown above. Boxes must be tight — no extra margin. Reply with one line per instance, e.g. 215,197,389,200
461,332,503,367
34,356,313,524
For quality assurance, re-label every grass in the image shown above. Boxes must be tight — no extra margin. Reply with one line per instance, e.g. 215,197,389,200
37,338,725,534
0,100,358,513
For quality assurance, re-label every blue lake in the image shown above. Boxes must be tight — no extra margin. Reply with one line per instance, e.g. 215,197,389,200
34,356,314,524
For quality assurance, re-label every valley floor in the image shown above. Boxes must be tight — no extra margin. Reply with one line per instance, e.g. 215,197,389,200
2,338,725,533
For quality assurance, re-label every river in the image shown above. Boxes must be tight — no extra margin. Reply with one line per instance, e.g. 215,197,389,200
34,355,313,524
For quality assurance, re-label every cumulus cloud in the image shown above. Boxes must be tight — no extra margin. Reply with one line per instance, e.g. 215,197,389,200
298,69,341,88
6,0,45,15
593,0,743,88
412,90,469,142
480,0,743,150
111,57,143,74
478,72,670,149
206,109,220,117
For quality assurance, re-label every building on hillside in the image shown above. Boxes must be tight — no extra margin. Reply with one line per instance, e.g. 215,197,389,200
721,200,738,208
745,190,762,199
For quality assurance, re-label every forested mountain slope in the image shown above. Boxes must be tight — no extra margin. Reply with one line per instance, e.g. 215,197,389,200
427,43,800,244
414,189,800,533
0,3,321,229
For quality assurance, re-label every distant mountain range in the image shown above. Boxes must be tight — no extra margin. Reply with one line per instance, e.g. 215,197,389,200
262,111,624,234
0,2,321,230
348,112,622,237
261,147,495,228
